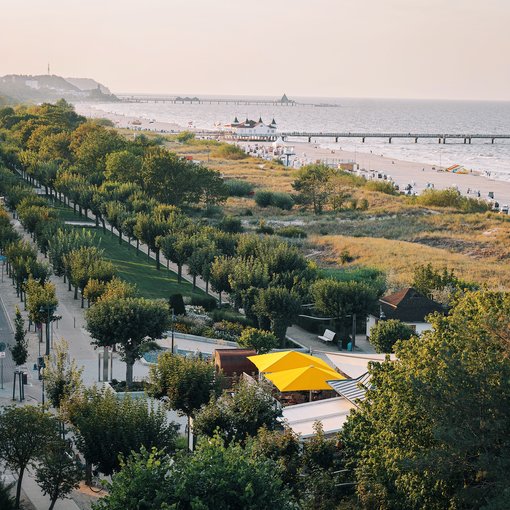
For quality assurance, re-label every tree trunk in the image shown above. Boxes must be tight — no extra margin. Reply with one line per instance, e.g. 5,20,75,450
126,361,134,387
205,279,209,294
103,346,109,382
101,218,106,234
136,239,139,256
81,294,84,308
178,265,182,283
68,278,71,292
118,231,122,245
219,291,222,306
192,275,196,290
74,286,78,300
156,249,160,270
15,466,25,509
49,496,58,510
95,215,99,227
147,249,150,263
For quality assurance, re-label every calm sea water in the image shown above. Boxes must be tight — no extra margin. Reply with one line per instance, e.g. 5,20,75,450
91,96,510,180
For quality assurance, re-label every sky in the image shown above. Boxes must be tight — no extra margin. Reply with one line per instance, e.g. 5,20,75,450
1,0,509,100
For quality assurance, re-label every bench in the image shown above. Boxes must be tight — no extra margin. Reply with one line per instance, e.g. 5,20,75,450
318,329,336,343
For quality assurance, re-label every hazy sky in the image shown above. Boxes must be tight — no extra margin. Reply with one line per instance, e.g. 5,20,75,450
2,0,509,100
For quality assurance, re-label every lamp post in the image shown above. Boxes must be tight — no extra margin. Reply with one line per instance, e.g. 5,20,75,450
171,308,175,353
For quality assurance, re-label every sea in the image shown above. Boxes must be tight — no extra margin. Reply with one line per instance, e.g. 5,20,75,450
89,96,510,181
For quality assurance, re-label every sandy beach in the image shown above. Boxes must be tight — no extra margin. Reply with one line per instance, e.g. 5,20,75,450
242,140,510,206
75,104,510,206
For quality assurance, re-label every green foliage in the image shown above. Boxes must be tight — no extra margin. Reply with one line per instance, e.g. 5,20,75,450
417,187,490,212
193,379,282,444
0,405,59,509
218,215,243,233
190,293,217,311
224,179,254,197
148,352,223,418
342,290,510,509
168,293,186,315
311,278,378,319
412,262,478,304
92,447,172,510
86,297,170,385
254,287,301,344
292,163,334,214
95,437,293,510
369,319,414,353
364,180,397,195
0,479,15,510
43,338,84,408
254,190,294,210
35,439,82,510
238,327,278,354
324,266,386,297
175,130,196,143
10,306,28,366
277,225,307,239
69,387,178,476
212,143,247,160
105,150,142,183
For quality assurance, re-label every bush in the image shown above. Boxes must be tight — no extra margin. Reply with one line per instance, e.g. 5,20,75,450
190,294,218,311
209,308,255,327
365,180,397,195
219,215,243,233
0,479,15,510
271,192,294,210
254,190,294,210
416,188,489,212
254,190,273,207
238,327,278,354
212,144,247,160
224,179,254,197
176,131,195,143
256,220,274,235
169,293,186,316
277,226,307,239
369,319,414,353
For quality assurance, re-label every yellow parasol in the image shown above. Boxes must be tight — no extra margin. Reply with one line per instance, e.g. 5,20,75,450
248,351,332,374
264,364,345,392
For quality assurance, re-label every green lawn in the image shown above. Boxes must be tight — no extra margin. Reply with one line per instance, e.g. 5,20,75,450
49,199,204,300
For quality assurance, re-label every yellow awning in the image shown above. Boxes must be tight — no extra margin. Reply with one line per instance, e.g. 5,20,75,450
265,365,345,392
248,351,332,373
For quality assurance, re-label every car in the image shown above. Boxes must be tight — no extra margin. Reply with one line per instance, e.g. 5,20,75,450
501,205,509,214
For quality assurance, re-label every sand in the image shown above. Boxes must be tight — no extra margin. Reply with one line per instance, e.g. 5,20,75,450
74,105,510,206
245,140,510,206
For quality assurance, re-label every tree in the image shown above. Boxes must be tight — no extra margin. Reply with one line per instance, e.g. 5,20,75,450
10,306,28,366
311,279,378,320
238,327,278,354
104,150,142,183
0,406,59,509
292,164,333,214
148,352,223,438
133,213,169,269
92,447,173,510
369,319,414,353
254,287,301,345
86,297,169,386
68,387,178,477
169,435,293,509
209,256,235,305
35,439,82,510
341,290,510,509
97,436,293,510
193,379,282,444
43,338,84,409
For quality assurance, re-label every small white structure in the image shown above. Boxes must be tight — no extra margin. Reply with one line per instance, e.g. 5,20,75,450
325,352,396,379
227,117,277,139
281,397,356,439
367,287,445,338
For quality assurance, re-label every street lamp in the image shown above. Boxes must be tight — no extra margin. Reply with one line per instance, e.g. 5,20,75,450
33,356,45,405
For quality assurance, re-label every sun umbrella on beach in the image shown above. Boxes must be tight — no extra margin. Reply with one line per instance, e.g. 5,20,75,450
247,351,332,374
264,364,345,392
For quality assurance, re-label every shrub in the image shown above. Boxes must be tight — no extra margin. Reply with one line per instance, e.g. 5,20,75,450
219,215,243,233
369,319,414,353
190,294,218,311
365,180,397,195
358,198,369,210
238,327,279,354
169,293,186,316
209,308,255,327
271,192,294,210
277,226,307,239
224,179,254,197
256,220,274,235
254,190,273,207
176,131,195,143
212,144,247,160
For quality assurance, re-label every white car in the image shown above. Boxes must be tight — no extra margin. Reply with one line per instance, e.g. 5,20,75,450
501,205,509,215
